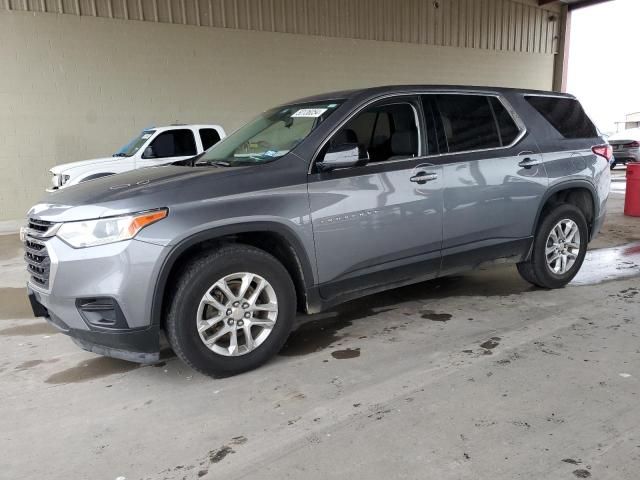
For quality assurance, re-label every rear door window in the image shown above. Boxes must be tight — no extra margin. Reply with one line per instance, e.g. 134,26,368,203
200,128,221,150
433,95,501,153
525,96,597,139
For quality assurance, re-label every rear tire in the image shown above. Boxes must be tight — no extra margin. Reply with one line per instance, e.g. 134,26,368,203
166,244,296,377
517,204,588,289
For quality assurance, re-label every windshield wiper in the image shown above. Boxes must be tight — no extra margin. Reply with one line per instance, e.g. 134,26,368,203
206,161,232,167
112,153,127,157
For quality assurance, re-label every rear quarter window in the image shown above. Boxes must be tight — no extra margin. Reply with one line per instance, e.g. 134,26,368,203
525,96,597,139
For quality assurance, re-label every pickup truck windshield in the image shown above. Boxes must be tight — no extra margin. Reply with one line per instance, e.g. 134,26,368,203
197,102,342,166
114,129,156,157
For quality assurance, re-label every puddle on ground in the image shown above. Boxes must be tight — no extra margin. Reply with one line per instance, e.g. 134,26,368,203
0,321,58,336
280,316,352,357
0,288,33,320
280,304,394,357
421,310,453,322
573,470,591,478
480,337,501,350
0,234,21,262
572,242,640,285
45,357,139,384
331,348,361,359
392,242,640,303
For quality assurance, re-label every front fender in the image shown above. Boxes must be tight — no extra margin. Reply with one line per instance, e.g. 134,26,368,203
149,220,317,326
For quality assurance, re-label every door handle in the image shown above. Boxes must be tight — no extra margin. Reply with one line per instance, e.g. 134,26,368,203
518,157,543,168
410,171,438,184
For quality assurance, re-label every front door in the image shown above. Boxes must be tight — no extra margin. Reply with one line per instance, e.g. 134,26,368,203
137,128,199,168
308,97,444,302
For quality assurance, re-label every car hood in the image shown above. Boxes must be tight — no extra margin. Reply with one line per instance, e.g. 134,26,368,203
28,164,250,222
50,156,127,174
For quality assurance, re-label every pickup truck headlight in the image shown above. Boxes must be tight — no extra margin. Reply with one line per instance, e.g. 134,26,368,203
51,174,70,188
56,209,168,248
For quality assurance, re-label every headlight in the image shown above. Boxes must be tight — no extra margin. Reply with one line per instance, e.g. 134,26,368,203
56,209,168,248
51,174,70,188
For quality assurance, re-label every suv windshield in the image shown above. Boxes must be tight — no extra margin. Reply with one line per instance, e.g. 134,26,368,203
197,102,342,166
114,129,156,157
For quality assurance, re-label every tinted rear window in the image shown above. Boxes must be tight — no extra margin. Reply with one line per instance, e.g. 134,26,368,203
525,96,597,139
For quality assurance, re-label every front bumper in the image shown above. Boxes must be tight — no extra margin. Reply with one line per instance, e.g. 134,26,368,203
26,237,169,363
29,288,159,362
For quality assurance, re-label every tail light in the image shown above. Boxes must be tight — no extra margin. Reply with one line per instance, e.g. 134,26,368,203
592,144,613,162
624,141,640,148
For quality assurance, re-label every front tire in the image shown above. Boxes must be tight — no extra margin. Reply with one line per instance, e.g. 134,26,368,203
610,160,617,170
166,244,296,377
517,204,588,289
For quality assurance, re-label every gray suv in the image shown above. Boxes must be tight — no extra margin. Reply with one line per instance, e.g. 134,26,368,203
24,86,611,376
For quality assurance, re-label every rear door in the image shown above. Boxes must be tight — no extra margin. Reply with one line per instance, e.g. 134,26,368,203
422,93,548,274
308,96,443,302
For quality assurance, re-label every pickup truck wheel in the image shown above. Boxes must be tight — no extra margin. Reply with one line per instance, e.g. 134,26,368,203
166,244,296,377
517,204,588,289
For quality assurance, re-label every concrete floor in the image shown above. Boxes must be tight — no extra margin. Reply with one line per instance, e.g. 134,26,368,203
1,172,639,480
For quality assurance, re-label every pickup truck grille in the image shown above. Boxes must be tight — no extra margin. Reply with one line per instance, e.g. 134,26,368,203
23,218,55,289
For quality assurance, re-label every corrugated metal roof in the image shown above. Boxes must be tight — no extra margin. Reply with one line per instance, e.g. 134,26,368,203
1,0,561,54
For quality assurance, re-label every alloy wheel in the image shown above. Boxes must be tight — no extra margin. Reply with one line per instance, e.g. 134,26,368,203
196,272,278,356
545,218,581,275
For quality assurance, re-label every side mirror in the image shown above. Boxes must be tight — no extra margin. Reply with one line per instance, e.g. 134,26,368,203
317,143,368,171
142,146,155,159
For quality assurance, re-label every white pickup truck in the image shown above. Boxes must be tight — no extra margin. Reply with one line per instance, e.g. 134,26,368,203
48,124,226,190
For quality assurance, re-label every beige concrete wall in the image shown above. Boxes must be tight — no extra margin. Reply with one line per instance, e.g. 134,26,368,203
0,10,555,221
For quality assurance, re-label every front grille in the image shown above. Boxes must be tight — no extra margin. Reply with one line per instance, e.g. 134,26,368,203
24,218,54,289
28,218,54,233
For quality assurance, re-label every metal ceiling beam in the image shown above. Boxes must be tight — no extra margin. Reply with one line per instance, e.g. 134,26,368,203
568,0,614,10
539,0,614,10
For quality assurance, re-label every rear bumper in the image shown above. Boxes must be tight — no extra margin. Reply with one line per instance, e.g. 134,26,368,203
28,288,160,363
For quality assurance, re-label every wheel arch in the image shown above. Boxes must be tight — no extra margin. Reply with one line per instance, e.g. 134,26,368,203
150,222,318,328
532,180,598,241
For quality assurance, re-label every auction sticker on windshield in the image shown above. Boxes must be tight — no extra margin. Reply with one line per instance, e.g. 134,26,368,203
292,108,328,118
